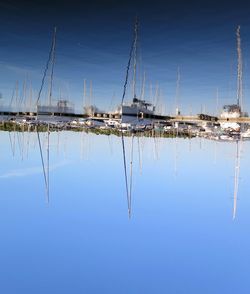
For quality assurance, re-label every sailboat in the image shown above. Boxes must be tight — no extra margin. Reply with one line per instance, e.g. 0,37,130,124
36,27,74,119
120,19,156,123
221,26,247,121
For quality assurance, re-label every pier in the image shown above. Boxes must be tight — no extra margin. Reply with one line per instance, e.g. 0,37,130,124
1,109,250,124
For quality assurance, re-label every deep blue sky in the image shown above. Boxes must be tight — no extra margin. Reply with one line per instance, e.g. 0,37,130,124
1,0,250,113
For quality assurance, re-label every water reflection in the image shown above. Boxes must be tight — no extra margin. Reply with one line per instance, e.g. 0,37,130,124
37,127,50,204
1,126,249,220
1,128,250,292
233,140,242,219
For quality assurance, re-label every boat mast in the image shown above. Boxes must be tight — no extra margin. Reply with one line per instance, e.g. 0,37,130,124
121,18,139,105
132,18,138,99
236,25,243,110
175,66,181,115
48,27,57,106
83,78,86,111
140,71,146,100
37,26,57,108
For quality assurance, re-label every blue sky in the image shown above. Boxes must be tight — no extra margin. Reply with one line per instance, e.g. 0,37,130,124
1,0,250,114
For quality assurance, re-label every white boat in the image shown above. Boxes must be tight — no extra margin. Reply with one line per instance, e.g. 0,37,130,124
104,119,120,128
121,98,155,117
241,128,250,138
220,104,241,119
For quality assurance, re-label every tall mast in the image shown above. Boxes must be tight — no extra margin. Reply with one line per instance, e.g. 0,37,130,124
121,18,139,105
48,26,57,106
132,18,138,99
175,66,181,115
29,81,33,113
37,26,57,107
236,25,243,109
83,78,86,109
89,80,92,107
140,71,146,100
15,81,19,108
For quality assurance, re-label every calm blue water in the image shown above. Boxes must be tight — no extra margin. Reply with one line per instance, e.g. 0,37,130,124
0,131,250,293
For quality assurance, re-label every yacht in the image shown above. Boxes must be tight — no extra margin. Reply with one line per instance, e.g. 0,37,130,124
220,104,241,119
120,19,156,123
121,97,155,118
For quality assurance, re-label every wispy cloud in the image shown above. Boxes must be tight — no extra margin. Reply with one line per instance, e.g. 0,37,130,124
0,61,41,77
0,160,71,179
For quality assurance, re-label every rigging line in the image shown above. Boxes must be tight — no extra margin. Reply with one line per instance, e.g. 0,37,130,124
121,18,138,105
37,130,49,200
36,27,56,105
121,133,130,216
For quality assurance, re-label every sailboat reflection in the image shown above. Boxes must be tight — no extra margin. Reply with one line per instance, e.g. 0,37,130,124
232,139,242,220
37,124,50,204
121,133,134,219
